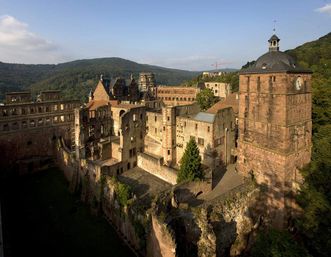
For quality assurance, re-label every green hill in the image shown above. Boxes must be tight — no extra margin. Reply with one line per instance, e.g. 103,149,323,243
286,32,331,132
0,57,199,101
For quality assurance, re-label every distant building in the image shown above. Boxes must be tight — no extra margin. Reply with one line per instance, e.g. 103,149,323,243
156,86,200,106
138,72,156,92
202,71,226,78
204,82,231,98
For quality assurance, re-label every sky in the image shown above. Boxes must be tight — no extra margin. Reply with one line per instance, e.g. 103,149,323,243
0,0,330,70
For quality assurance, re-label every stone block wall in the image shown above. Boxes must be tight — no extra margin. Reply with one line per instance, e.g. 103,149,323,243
137,152,177,185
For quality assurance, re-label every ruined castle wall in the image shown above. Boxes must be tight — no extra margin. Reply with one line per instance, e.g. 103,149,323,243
0,99,79,173
120,106,146,170
144,135,162,157
137,152,177,185
146,111,163,142
56,140,77,182
147,216,176,257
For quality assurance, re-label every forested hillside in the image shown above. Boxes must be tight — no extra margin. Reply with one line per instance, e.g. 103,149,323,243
0,57,199,101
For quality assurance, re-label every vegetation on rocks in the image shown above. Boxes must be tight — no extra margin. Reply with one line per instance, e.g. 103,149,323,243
250,229,310,257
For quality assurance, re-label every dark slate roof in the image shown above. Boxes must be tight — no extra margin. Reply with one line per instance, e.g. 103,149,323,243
240,51,312,74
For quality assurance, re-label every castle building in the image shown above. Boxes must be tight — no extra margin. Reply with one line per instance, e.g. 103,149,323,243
0,90,80,174
144,103,236,172
203,82,231,98
156,86,200,106
90,76,141,103
236,35,312,227
138,72,156,92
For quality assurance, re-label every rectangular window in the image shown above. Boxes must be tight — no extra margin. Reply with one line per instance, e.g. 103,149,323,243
155,116,157,122
195,123,198,130
207,126,210,132
198,138,204,146
167,150,170,155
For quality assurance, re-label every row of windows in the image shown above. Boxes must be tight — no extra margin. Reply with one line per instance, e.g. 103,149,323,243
157,96,196,101
1,115,73,132
1,103,76,117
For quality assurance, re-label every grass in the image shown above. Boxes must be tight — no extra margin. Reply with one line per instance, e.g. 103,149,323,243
1,168,135,257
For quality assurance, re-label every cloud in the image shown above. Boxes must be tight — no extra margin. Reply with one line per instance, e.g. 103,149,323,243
0,15,69,63
315,3,331,15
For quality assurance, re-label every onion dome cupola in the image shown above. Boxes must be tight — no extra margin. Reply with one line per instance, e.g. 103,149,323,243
240,34,311,74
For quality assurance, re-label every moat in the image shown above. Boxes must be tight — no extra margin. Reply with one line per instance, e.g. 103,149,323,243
0,168,135,257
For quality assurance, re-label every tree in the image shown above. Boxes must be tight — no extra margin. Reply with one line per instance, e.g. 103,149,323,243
296,125,331,257
196,88,217,111
177,138,204,183
250,229,310,257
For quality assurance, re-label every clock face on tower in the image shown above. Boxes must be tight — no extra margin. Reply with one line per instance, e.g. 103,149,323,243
295,76,303,90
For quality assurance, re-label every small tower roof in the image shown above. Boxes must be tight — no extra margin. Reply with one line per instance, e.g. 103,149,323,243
268,34,280,43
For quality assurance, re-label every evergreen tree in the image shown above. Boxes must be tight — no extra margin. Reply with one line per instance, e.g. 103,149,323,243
177,138,204,183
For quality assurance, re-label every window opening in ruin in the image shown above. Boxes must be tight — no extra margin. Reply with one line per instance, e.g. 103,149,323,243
127,162,131,170
167,150,170,155
208,126,210,132
198,138,204,146
195,124,198,130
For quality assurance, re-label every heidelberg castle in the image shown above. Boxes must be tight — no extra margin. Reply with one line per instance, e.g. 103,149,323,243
0,34,312,236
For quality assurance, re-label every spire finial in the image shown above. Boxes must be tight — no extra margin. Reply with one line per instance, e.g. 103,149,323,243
273,20,277,33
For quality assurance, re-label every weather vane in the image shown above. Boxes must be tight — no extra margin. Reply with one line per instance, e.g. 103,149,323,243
273,20,277,33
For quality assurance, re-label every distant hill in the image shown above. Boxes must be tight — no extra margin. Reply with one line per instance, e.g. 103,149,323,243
0,57,199,101
286,32,331,133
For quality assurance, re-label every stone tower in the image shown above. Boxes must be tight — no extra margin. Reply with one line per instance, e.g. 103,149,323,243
237,35,312,227
138,72,156,92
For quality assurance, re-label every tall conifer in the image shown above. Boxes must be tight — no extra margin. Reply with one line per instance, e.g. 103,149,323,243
177,138,204,183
